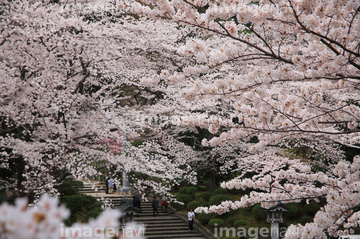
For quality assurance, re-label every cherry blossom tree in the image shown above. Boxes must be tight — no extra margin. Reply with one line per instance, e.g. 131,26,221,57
0,0,194,198
120,0,360,237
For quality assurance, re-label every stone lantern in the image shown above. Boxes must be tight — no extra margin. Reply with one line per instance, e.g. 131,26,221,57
261,202,288,239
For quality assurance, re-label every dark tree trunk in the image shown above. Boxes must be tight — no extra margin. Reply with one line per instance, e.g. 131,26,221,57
16,157,26,197
209,168,216,195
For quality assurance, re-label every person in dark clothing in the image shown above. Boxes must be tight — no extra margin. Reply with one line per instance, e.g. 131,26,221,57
133,190,142,212
132,196,140,209
152,195,159,217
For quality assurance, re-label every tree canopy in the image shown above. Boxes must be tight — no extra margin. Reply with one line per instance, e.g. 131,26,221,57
0,0,359,238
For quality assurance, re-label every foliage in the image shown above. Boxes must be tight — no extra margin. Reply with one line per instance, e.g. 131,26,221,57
214,188,227,195
209,195,231,206
179,187,188,194
0,0,196,199
252,204,267,221
208,219,225,227
300,216,313,225
201,192,212,202
70,181,84,190
186,187,198,196
58,182,78,200
187,200,201,211
176,194,192,205
62,195,83,213
283,204,300,220
304,201,321,216
233,219,248,227
202,202,210,207
1,0,360,237
226,216,236,226
86,208,102,220
91,202,103,210
128,0,360,236
198,213,212,224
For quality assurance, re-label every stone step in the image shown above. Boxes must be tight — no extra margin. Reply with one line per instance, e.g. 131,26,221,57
134,218,183,224
145,233,205,239
144,225,189,231
80,184,208,239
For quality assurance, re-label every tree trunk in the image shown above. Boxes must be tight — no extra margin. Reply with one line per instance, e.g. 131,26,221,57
16,157,26,197
209,168,216,195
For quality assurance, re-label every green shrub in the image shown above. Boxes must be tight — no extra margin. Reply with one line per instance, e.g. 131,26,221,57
61,187,78,196
284,204,300,219
58,182,78,196
202,202,210,207
81,198,92,209
252,204,267,221
187,200,201,211
71,180,84,189
179,187,188,194
60,182,72,188
86,208,102,220
208,219,225,227
233,219,247,227
186,187,198,196
209,195,231,206
63,195,83,213
177,194,191,204
300,216,313,225
198,213,212,224
304,201,320,215
90,202,102,210
214,188,227,195
201,192,212,202
82,195,97,204
226,217,236,226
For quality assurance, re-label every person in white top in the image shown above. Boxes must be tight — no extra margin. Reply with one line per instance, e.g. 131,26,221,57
188,208,195,230
108,177,114,194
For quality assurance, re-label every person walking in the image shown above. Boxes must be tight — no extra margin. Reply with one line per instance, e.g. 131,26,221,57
161,195,168,213
134,190,142,212
108,176,114,194
152,195,159,217
188,208,195,230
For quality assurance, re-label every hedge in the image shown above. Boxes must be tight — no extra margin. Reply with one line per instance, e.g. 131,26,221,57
201,192,212,202
176,194,191,204
209,195,231,206
208,219,225,227
179,187,188,194
198,213,212,224
226,217,236,226
187,200,201,211
233,219,247,227
63,195,83,213
186,187,198,196
214,188,227,195
86,208,102,220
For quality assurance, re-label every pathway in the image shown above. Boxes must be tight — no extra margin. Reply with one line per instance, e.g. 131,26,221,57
79,181,210,239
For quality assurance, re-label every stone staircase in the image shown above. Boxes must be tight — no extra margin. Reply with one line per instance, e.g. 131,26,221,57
134,200,207,239
79,182,209,239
